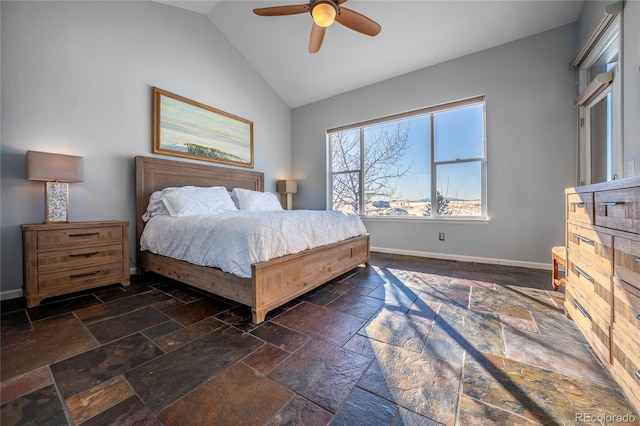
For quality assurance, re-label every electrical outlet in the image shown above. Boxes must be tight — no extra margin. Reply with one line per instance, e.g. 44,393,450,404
439,232,445,241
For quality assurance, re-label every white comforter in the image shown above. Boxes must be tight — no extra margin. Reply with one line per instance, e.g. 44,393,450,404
140,210,367,278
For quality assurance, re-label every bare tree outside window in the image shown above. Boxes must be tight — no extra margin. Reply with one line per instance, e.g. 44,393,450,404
330,130,360,213
331,122,412,214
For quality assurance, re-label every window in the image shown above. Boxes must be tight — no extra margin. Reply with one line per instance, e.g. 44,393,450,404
572,5,622,184
329,96,486,219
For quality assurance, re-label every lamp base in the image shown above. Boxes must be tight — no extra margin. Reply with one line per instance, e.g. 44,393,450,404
45,182,70,223
281,193,293,210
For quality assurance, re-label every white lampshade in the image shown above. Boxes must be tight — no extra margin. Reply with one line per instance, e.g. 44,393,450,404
277,180,297,194
26,150,84,182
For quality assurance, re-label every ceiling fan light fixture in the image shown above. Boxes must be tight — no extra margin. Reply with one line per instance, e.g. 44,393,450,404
311,1,337,27
254,0,381,53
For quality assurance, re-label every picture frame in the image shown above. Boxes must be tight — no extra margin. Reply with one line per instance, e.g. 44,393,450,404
153,87,254,168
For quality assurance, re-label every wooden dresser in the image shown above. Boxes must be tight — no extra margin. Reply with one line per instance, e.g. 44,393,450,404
564,176,640,413
22,220,130,307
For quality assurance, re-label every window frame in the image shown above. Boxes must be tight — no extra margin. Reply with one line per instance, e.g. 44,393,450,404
327,96,488,220
576,14,622,184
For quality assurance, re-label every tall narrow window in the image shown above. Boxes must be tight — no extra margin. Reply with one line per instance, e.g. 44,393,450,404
329,97,486,219
572,3,622,184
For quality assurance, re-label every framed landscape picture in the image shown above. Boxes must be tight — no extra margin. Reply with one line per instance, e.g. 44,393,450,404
153,87,254,168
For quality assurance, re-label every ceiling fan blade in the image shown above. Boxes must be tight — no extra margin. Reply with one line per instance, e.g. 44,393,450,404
335,6,381,37
253,4,309,16
309,23,326,53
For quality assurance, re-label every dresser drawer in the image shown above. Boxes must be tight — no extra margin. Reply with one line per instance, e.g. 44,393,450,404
37,244,124,273
565,288,611,362
614,236,640,288
613,278,640,340
568,249,612,315
38,262,126,294
567,192,594,224
611,327,640,411
37,226,124,250
567,222,612,272
595,187,640,233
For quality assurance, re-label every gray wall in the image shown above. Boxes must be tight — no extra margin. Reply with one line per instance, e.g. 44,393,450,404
1,1,292,297
577,1,610,42
292,24,579,268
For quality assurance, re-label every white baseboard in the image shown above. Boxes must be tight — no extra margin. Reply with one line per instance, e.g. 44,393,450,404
370,246,551,271
1,289,23,301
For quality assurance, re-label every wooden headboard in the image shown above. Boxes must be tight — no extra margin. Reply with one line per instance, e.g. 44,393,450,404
135,156,264,255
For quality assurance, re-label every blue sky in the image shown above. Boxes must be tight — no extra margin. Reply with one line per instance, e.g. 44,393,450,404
377,103,484,201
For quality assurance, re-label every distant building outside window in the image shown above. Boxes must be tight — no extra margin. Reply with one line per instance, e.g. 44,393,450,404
329,96,487,219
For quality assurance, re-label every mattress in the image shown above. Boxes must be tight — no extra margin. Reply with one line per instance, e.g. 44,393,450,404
140,210,367,278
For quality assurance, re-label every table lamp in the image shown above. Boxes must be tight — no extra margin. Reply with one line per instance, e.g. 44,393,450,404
277,180,297,210
26,150,84,223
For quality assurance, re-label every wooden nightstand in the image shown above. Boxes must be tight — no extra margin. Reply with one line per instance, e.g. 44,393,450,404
22,220,130,307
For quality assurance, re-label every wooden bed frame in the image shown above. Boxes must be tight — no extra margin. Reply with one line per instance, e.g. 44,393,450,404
135,156,370,323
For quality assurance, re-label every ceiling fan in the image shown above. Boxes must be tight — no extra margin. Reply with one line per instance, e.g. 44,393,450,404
253,0,381,54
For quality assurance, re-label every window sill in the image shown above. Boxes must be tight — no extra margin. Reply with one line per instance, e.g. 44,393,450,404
360,215,489,224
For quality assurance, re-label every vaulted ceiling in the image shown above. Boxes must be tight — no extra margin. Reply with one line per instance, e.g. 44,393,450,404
155,1,585,108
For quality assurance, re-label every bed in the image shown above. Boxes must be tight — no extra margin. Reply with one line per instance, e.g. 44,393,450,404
135,156,370,323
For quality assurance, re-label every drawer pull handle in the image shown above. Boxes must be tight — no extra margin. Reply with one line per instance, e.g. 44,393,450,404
636,314,640,321
576,235,594,245
600,201,624,207
636,257,640,263
571,202,585,207
69,251,99,258
636,371,640,381
70,271,100,279
575,266,592,282
69,232,99,238
573,300,591,319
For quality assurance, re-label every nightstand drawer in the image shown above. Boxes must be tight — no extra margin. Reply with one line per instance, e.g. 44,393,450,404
38,262,126,294
37,244,123,273
37,226,124,250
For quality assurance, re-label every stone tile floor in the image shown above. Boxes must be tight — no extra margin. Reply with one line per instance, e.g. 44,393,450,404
1,252,639,425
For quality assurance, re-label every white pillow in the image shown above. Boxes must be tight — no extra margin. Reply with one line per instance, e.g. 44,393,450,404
162,186,238,217
142,187,179,222
233,188,283,211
